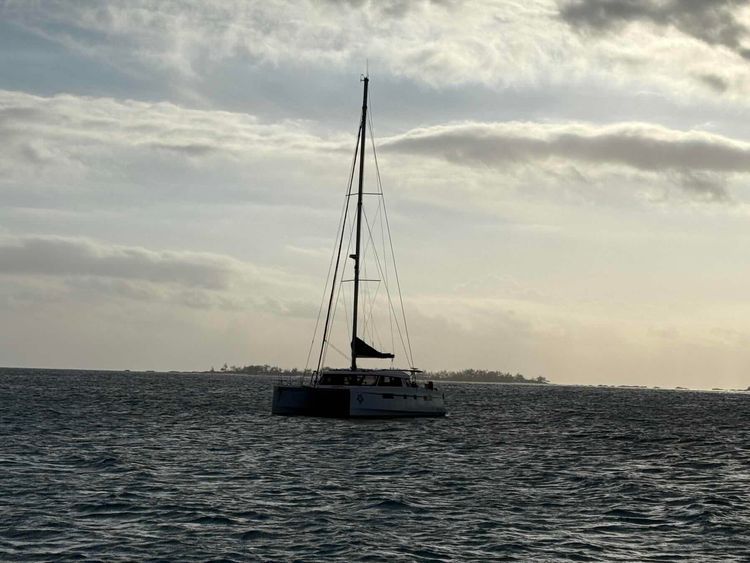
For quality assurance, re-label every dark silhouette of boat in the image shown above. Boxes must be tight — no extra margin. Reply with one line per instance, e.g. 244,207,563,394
272,76,446,418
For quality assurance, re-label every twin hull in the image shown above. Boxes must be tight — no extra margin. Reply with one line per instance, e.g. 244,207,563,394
272,384,446,418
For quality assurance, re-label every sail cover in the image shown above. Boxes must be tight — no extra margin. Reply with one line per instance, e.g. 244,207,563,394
353,337,394,359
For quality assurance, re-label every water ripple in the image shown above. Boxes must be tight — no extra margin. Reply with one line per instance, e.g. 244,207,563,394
1,369,749,561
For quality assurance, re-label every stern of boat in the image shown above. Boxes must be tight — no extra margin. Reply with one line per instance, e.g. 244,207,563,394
272,384,351,417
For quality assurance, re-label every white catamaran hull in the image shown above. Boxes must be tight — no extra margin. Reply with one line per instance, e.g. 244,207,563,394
272,384,446,418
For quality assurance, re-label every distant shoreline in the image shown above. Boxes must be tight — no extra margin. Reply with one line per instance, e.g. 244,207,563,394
208,364,550,385
2,366,748,392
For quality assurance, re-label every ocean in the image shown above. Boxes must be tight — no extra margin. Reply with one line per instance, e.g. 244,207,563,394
1,368,749,561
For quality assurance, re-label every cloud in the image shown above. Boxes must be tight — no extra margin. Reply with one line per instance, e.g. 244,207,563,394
0,90,334,164
382,121,750,199
7,0,750,105
696,73,730,93
0,235,319,316
0,235,242,288
4,89,749,211
559,0,750,60
0,89,350,207
2,0,567,90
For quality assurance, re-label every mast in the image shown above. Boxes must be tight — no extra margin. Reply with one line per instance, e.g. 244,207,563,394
351,75,369,371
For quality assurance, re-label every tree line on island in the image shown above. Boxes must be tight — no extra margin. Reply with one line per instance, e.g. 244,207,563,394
209,364,549,384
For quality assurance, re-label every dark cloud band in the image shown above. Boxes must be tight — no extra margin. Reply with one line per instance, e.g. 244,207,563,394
383,121,750,199
0,236,238,289
559,0,750,60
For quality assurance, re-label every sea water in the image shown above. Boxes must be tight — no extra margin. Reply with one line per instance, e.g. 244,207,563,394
1,368,749,561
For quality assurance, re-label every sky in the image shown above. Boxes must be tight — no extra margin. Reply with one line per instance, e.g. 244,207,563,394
2,0,750,389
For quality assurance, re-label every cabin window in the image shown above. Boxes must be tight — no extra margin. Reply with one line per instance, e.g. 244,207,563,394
377,376,403,387
319,373,346,385
319,373,380,385
320,373,400,386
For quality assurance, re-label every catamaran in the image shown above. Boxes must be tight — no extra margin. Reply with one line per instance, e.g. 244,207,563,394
272,75,446,418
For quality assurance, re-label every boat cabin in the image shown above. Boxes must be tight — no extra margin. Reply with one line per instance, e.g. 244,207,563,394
317,370,414,387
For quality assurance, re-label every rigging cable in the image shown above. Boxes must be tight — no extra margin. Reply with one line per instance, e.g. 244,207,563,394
359,208,385,352
368,107,416,368
321,178,358,371
361,196,410,364
312,124,362,378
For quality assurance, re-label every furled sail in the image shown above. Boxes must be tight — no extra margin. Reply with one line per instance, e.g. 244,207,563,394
353,337,394,359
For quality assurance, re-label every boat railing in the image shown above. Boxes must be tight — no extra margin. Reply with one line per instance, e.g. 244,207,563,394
274,371,312,386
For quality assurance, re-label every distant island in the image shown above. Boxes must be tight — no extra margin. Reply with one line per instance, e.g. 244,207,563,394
209,364,549,384
425,369,548,384
211,364,310,376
